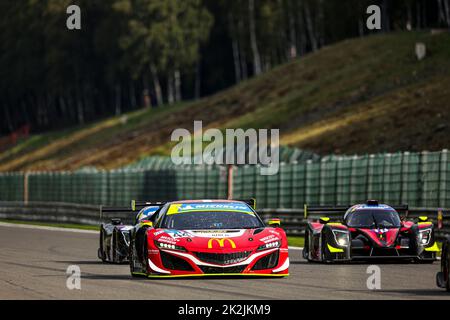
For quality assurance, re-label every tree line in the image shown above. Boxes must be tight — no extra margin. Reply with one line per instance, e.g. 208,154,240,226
1,0,449,135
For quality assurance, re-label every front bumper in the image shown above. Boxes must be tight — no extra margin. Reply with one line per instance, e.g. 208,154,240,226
351,244,438,261
140,247,289,277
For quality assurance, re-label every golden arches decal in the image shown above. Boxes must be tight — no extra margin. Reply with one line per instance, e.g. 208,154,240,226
207,238,236,249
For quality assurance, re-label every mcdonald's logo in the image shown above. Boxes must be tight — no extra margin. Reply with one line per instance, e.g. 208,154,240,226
207,238,236,249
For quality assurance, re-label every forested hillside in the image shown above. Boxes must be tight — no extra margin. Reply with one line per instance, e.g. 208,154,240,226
1,31,449,172
1,0,450,135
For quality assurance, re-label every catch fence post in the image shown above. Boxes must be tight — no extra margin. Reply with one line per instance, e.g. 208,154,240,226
23,171,29,205
439,150,448,208
227,164,233,200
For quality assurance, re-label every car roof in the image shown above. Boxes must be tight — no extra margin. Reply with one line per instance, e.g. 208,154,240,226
344,203,397,220
169,199,246,204
352,204,396,211
163,200,255,215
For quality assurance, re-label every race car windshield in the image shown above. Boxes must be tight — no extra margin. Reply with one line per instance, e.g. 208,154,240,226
346,210,401,228
160,211,264,230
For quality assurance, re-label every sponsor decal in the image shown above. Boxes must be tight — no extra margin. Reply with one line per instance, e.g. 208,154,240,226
164,229,193,238
373,228,388,240
157,236,178,244
269,230,280,236
168,202,254,215
192,230,245,238
153,230,165,236
260,235,279,243
207,238,236,249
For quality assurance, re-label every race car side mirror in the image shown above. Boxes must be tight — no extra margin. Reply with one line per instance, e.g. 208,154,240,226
418,216,428,222
319,217,330,224
111,218,122,225
268,218,281,227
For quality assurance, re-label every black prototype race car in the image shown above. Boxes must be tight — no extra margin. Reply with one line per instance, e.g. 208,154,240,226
98,201,162,263
303,200,439,263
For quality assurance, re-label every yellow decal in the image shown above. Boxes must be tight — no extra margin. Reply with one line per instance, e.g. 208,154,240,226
141,222,153,227
424,242,440,252
207,238,236,249
327,243,344,253
167,204,182,215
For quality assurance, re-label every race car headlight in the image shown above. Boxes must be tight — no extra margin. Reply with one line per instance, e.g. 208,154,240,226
257,240,281,251
154,240,187,252
332,230,349,247
418,228,432,245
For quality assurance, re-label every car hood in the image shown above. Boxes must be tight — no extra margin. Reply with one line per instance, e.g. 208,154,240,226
357,228,400,247
150,228,283,252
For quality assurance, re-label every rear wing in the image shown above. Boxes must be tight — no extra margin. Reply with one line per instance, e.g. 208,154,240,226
100,206,133,217
99,206,135,224
304,203,409,219
101,199,257,219
129,199,256,210
100,200,167,223
130,200,167,212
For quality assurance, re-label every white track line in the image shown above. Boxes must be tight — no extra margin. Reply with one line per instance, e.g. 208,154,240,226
0,222,98,234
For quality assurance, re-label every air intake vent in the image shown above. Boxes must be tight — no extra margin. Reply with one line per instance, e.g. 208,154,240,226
160,251,194,271
194,251,252,265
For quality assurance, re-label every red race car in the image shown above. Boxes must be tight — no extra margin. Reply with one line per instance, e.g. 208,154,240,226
303,200,439,262
128,199,289,278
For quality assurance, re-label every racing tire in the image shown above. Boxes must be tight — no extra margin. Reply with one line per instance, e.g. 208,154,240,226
112,229,120,263
129,239,140,278
321,237,333,263
442,242,450,292
142,233,150,277
98,229,106,262
302,230,312,261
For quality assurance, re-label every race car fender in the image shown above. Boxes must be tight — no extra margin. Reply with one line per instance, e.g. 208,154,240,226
415,221,439,260
437,236,450,290
320,223,351,262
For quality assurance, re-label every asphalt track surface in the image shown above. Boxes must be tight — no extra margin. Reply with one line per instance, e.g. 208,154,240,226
1,223,449,300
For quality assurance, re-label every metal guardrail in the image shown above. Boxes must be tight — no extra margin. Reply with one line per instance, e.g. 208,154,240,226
0,201,448,238
0,201,101,225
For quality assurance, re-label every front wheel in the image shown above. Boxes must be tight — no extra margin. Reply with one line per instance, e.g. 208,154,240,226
321,238,331,263
129,239,139,277
321,234,337,263
443,242,450,292
98,229,106,262
302,230,311,261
